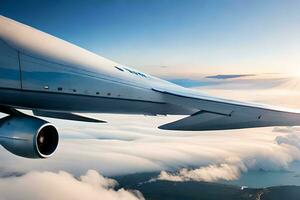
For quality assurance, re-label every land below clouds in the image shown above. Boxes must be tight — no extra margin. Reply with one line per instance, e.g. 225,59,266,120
115,172,300,200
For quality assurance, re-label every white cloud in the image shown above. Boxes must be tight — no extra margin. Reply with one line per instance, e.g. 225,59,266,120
1,126,299,180
154,130,300,183
153,130,300,182
0,170,144,200
275,132,300,150
157,163,246,182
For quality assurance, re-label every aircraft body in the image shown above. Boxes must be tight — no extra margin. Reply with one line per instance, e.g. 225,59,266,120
1,15,300,159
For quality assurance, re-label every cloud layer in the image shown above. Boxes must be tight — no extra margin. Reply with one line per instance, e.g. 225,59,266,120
152,127,300,182
1,125,299,181
0,170,144,200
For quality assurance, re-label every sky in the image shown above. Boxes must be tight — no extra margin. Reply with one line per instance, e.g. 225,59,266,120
2,0,300,76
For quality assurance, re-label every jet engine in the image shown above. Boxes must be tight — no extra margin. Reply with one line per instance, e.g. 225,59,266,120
0,114,59,158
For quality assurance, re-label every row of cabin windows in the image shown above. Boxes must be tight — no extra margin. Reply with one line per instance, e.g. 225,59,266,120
44,86,113,97
114,66,147,78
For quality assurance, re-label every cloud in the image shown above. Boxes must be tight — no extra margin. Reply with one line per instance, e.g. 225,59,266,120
273,126,300,134
0,170,144,200
1,125,299,179
275,132,300,150
153,130,300,183
157,163,246,182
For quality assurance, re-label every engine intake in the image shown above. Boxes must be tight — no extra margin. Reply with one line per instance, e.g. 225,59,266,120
0,114,59,158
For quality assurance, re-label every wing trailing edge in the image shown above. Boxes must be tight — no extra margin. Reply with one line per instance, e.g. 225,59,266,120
159,110,300,131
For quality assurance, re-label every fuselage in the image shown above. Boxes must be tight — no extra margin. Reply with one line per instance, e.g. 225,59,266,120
0,16,195,116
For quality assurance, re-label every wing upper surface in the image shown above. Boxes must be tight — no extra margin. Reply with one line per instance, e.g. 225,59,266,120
153,87,300,131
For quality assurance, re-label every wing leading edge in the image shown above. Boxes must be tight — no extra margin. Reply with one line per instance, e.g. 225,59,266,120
153,88,300,131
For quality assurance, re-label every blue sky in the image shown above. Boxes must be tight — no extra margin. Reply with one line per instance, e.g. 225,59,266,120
2,0,300,76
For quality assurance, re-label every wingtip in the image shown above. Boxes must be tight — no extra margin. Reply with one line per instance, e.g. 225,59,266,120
93,119,107,123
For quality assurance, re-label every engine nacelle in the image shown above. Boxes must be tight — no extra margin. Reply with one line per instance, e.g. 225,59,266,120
0,115,59,158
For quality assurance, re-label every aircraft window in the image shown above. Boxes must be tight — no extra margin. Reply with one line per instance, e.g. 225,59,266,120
57,87,63,91
115,66,124,72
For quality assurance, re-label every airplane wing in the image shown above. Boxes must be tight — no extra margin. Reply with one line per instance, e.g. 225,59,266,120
153,88,300,131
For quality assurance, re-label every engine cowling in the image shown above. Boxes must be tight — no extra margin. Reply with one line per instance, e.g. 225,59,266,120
0,115,59,158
